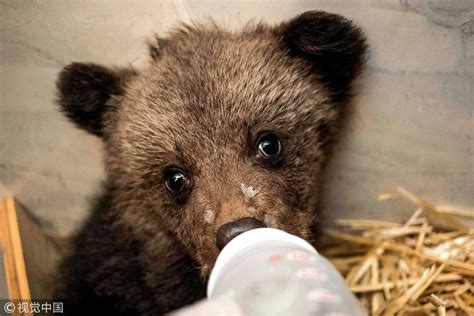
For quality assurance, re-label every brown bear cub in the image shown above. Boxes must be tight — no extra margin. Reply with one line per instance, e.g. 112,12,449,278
54,11,367,315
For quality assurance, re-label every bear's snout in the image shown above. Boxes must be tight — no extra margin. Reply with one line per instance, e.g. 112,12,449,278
216,217,265,250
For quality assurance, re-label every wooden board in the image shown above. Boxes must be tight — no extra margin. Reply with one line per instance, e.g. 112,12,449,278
0,197,31,301
0,249,8,299
0,197,67,316
0,197,33,316
15,200,64,300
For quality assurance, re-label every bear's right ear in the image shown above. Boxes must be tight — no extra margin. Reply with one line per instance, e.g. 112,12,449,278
56,62,137,137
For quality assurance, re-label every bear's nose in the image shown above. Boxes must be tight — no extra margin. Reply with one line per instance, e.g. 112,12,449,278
216,217,266,250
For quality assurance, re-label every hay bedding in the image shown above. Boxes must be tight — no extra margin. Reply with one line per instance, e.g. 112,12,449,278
320,187,474,315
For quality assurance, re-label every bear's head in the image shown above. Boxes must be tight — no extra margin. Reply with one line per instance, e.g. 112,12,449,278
57,11,367,276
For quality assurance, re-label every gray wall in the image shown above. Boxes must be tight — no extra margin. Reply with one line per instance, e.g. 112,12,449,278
1,0,473,234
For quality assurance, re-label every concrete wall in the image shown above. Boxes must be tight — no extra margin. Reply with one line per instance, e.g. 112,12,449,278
1,0,473,234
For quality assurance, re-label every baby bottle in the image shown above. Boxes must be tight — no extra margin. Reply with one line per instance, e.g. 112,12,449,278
205,227,365,315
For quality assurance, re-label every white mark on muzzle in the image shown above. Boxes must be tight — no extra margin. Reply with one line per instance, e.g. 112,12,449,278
247,206,257,213
264,214,278,228
241,183,258,201
203,209,215,224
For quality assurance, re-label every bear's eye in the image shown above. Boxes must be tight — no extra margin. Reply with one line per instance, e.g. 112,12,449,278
256,132,281,160
164,168,187,193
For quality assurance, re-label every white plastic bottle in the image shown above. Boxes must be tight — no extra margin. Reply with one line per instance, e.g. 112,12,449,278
174,228,366,316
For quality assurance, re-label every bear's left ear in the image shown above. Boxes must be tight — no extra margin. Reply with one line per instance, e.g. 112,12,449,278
277,11,368,99
56,63,137,137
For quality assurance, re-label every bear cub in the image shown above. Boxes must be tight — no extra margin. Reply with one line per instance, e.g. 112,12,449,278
54,11,367,315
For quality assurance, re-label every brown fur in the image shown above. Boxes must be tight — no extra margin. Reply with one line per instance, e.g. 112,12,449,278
55,11,367,315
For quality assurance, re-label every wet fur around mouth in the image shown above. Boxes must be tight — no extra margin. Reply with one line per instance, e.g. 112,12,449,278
53,11,367,315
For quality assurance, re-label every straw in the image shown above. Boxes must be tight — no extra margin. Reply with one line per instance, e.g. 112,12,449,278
321,187,474,315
